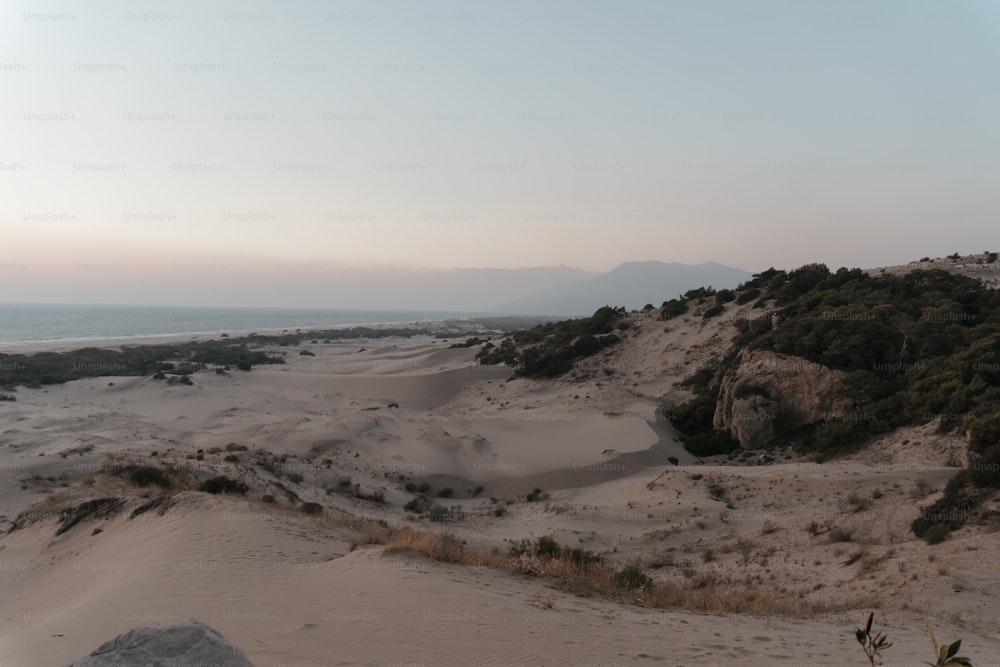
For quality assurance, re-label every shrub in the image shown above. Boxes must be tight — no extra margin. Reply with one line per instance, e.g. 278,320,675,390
684,287,716,300
199,476,248,495
364,490,386,504
437,487,454,498
829,528,854,543
225,443,248,452
427,504,459,522
262,494,275,504
735,287,762,305
224,454,239,463
126,465,172,489
660,298,689,320
922,523,952,545
299,350,315,356
301,502,323,515
614,565,652,591
404,498,426,513
912,470,972,543
715,289,736,304
669,388,740,457
702,304,725,320
236,362,252,371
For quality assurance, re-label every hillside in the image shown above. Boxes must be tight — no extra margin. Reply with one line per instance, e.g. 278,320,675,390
482,251,1000,544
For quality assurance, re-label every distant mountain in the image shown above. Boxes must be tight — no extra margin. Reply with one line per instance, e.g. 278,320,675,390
495,261,753,315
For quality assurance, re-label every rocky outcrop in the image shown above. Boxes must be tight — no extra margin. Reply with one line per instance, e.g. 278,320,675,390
67,618,254,667
714,348,852,449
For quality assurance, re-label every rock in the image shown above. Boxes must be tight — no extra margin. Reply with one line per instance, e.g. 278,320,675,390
67,618,254,667
714,348,852,449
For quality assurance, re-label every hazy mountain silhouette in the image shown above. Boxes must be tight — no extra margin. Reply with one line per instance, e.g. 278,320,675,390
495,261,752,315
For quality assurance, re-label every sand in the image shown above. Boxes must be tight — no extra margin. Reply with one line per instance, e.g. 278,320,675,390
2,313,999,666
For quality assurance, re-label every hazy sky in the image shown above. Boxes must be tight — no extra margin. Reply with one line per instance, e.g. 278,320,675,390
2,0,998,306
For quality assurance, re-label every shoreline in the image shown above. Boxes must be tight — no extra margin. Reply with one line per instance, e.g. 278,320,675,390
0,319,486,356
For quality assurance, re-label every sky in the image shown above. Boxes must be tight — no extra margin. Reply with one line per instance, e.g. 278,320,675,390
1,0,998,307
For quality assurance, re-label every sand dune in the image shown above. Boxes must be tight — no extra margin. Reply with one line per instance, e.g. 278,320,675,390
3,325,1000,665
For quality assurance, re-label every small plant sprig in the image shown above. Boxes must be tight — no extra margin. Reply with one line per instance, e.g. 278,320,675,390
926,627,973,667
856,612,892,666
854,612,974,667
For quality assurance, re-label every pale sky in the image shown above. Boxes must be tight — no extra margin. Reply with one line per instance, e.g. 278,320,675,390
1,0,998,306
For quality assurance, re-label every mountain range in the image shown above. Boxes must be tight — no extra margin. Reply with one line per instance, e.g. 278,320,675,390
493,260,753,315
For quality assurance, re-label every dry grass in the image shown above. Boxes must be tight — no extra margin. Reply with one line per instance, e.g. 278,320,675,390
528,594,556,609
859,553,891,576
372,527,861,619
383,527,500,566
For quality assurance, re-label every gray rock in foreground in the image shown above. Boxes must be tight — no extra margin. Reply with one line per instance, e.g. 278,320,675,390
67,618,254,667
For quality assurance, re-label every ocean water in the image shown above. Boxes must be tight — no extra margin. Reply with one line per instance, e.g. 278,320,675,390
0,302,488,348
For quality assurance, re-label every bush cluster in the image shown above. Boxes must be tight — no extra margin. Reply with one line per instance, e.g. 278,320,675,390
476,306,626,378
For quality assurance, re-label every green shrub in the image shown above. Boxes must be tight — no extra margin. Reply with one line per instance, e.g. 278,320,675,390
660,298,689,320
684,287,716,300
715,289,736,304
126,465,172,489
301,502,323,515
735,287,762,305
478,307,626,378
404,498,426,513
199,476,248,495
829,527,854,542
912,470,973,542
702,304,725,320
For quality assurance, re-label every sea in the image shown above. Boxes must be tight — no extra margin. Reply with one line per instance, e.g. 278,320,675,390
0,302,490,348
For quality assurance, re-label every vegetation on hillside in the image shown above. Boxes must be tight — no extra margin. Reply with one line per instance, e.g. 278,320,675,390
476,306,627,377
663,260,1000,541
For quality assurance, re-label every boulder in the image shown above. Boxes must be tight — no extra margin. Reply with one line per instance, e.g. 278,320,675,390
67,618,254,667
714,348,852,448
